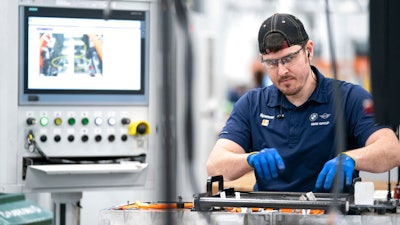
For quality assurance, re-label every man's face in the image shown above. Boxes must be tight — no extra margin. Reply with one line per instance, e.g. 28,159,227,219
260,43,312,97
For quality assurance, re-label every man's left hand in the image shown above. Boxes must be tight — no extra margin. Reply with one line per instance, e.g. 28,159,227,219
315,153,356,190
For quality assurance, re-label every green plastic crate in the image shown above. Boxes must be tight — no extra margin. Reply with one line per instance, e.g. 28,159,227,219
0,193,52,225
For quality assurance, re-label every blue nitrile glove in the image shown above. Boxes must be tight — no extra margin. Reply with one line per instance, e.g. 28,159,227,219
315,153,356,191
247,148,285,180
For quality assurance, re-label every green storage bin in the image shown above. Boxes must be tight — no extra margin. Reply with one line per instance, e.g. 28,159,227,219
0,193,52,225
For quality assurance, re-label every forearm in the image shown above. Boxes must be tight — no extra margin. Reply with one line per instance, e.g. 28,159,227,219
206,139,253,181
346,128,400,173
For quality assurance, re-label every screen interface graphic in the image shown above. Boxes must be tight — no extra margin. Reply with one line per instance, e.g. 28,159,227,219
23,7,146,95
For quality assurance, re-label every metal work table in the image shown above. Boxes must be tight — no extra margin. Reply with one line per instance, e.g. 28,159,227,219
99,176,400,225
98,208,400,225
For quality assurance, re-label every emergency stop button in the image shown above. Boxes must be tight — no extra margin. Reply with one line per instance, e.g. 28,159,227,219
128,121,150,135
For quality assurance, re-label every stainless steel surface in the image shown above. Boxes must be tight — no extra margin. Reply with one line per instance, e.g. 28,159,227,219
98,209,400,225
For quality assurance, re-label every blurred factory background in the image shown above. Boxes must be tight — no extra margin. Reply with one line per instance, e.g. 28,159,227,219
0,0,397,224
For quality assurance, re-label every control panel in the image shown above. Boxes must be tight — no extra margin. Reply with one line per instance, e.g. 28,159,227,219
8,1,159,193
19,106,150,158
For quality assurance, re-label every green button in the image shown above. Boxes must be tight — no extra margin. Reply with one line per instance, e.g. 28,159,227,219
68,118,76,125
40,117,49,126
81,118,89,125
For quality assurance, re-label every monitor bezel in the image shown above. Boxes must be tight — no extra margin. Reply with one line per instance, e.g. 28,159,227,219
18,5,149,106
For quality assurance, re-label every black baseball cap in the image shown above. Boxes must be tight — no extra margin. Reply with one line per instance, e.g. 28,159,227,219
258,13,309,54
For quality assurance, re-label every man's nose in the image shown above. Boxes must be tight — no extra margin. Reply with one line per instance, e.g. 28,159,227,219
277,60,288,75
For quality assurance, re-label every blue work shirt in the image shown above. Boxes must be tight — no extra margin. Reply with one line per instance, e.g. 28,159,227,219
219,66,385,192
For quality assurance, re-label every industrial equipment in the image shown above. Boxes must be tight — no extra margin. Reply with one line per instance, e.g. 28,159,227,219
98,175,400,225
0,1,159,224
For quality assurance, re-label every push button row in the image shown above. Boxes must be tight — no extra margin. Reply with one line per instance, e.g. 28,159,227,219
26,117,131,127
39,134,129,143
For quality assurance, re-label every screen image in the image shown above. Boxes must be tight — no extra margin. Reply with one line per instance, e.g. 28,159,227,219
38,32,105,83
19,6,149,105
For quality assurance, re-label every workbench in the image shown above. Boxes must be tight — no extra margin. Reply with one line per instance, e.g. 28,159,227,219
98,176,400,225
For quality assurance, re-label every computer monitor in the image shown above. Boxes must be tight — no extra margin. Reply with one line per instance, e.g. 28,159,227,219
19,6,149,105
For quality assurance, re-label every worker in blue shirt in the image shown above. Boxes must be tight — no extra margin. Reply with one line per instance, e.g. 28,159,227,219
206,13,400,192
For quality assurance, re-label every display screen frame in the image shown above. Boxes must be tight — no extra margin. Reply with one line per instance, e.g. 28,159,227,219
18,5,149,105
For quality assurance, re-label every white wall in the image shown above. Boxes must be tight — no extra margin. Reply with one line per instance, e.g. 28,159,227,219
0,0,19,193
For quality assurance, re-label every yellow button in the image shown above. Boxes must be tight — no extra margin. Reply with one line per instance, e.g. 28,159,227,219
54,117,62,126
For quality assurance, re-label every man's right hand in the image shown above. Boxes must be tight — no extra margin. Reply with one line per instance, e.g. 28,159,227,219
247,148,285,180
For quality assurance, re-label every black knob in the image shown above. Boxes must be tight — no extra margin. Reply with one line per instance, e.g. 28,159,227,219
40,135,47,142
121,118,131,125
108,135,115,142
68,135,75,142
137,124,147,134
95,135,102,142
121,134,128,142
81,135,89,142
54,135,61,142
26,118,36,126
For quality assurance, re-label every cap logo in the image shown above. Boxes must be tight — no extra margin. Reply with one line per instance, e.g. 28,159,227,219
281,41,288,49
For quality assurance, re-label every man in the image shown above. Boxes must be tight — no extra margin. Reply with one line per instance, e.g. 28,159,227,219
206,13,400,192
